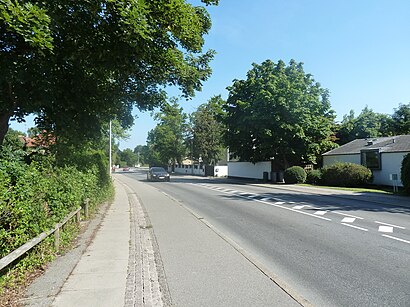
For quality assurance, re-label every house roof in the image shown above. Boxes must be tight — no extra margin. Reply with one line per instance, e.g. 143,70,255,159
323,135,410,156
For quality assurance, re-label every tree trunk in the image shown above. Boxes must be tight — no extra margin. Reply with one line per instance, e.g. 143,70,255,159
0,111,12,145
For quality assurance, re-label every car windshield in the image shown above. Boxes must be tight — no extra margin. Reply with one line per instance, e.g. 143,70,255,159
151,167,166,173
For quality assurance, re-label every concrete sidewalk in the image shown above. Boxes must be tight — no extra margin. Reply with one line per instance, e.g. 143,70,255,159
51,180,130,307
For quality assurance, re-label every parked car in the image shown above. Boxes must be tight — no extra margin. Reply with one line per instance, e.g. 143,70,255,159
123,167,130,171
147,167,170,182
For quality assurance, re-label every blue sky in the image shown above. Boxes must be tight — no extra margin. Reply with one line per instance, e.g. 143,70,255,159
11,0,410,150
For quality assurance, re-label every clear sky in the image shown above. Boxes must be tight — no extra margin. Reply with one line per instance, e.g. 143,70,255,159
11,0,410,150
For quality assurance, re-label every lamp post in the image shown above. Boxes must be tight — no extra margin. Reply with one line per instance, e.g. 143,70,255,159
109,120,112,174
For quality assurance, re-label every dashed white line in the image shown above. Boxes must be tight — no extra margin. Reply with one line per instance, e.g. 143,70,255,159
314,210,327,216
261,198,271,201
293,205,306,210
341,223,368,232
378,226,394,233
334,212,364,220
382,235,410,244
341,217,356,223
273,201,285,205
375,221,406,229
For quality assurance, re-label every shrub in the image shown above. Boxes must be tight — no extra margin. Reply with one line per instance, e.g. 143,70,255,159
321,162,372,187
401,153,410,195
284,166,307,184
306,169,322,185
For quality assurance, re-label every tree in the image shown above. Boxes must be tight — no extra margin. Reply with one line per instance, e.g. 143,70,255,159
190,95,226,165
134,145,149,166
223,59,336,169
336,107,393,145
0,0,218,147
392,103,410,135
118,148,138,167
146,100,188,167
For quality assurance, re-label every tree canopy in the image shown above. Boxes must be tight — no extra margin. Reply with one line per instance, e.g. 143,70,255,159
147,99,188,167
223,59,336,168
336,107,394,145
0,0,217,147
392,103,410,135
190,95,226,165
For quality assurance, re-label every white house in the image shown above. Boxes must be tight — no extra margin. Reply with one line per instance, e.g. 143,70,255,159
322,135,410,187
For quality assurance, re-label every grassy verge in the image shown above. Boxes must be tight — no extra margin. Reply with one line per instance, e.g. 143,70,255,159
298,183,400,195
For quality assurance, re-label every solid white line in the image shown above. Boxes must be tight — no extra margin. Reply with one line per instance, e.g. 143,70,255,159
375,221,405,229
382,235,410,244
334,212,364,220
341,223,368,232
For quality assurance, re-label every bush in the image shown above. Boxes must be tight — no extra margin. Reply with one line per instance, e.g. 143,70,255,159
321,162,372,187
401,153,410,195
306,169,322,185
284,166,307,184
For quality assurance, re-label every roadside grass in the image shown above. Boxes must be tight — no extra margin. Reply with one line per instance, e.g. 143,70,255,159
297,183,402,195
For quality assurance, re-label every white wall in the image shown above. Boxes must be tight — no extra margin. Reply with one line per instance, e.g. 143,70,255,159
373,152,406,187
214,166,228,177
323,154,360,166
228,161,271,180
172,165,205,176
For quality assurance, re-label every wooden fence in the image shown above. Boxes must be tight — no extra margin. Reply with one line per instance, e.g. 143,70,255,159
0,199,90,271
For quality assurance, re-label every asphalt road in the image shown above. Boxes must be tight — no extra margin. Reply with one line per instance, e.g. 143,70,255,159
121,169,410,306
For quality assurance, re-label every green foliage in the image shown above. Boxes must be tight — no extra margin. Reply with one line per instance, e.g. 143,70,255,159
306,169,322,185
223,59,336,168
321,162,372,187
392,103,410,135
336,107,394,145
147,99,188,166
401,153,410,194
0,0,218,146
118,148,138,167
284,166,307,184
191,95,226,165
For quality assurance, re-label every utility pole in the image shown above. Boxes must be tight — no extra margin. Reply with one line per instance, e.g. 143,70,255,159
109,120,112,174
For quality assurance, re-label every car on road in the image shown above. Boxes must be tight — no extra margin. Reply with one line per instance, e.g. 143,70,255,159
147,167,170,182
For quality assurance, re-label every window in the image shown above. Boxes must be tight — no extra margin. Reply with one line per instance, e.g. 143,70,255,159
361,149,381,170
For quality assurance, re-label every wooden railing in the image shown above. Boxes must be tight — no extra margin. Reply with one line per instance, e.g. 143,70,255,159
0,199,90,271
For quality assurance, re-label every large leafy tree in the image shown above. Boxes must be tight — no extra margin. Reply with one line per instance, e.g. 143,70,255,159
147,100,188,167
392,103,410,135
223,59,336,169
336,107,393,145
190,95,225,165
0,0,217,147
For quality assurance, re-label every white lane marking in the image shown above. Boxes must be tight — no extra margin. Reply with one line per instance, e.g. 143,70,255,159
314,210,327,216
273,202,285,205
375,221,405,229
261,198,271,201
293,205,306,210
334,212,364,220
193,183,332,221
378,226,394,233
382,235,410,244
341,223,368,232
341,217,356,223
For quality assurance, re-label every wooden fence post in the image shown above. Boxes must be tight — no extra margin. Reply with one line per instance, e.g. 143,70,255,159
76,210,81,225
83,198,90,219
54,226,60,251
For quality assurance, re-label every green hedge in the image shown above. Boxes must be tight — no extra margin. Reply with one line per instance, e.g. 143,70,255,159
284,166,307,184
306,169,322,185
321,162,372,187
0,159,112,258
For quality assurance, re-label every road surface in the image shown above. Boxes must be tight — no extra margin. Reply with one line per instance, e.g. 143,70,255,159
118,169,410,306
